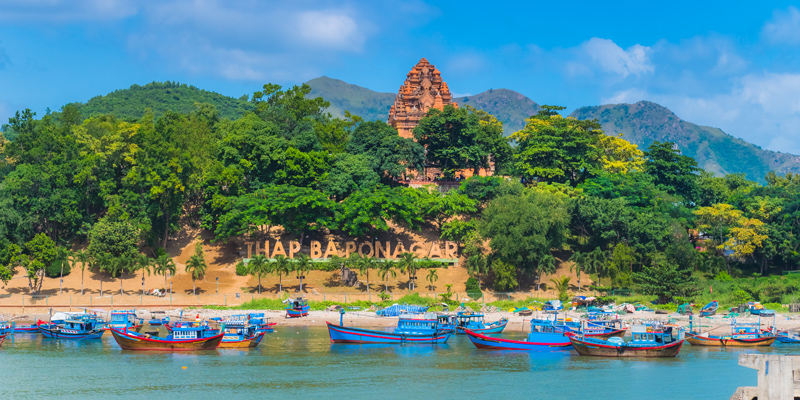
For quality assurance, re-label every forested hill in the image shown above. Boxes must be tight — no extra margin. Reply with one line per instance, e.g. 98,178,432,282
569,101,800,182
69,82,254,121
305,77,539,136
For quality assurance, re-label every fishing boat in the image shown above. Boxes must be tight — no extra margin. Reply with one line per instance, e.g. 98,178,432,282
0,319,11,345
435,314,456,334
543,300,563,312
147,311,168,326
776,329,800,343
569,323,684,357
579,319,627,339
247,313,276,333
464,318,572,351
699,301,718,317
38,312,105,340
748,301,775,316
106,310,142,331
11,322,40,334
110,319,223,351
285,298,310,318
453,311,508,334
686,316,776,347
327,311,451,344
217,314,266,348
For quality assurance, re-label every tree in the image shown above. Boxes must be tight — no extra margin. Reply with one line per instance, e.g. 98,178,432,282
694,203,767,273
549,276,571,303
511,106,604,186
426,268,439,291
153,254,176,293
479,190,569,282
102,256,130,295
377,261,397,292
350,254,376,296
413,105,511,178
569,252,587,291
185,243,207,295
632,256,696,304
134,254,153,295
320,153,380,200
645,141,699,201
396,252,419,291
74,250,91,295
537,253,557,291
248,254,270,294
54,246,71,294
294,253,312,292
418,189,478,232
23,233,58,294
336,186,423,236
347,121,425,181
585,248,608,286
491,259,517,292
273,254,293,293
94,252,114,296
87,216,140,260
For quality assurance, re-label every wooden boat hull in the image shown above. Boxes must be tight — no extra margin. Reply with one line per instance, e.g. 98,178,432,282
327,322,450,344
465,329,571,351
286,306,310,318
218,332,266,348
39,324,105,340
569,336,684,357
686,334,776,347
110,328,223,351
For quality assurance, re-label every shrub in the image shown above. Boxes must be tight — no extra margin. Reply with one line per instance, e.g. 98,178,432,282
714,271,732,281
731,289,752,304
465,277,483,300
44,260,70,278
235,261,248,276
378,291,390,301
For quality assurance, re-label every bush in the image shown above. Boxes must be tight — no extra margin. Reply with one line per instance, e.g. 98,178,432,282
465,277,482,300
714,271,733,281
235,261,248,276
44,260,70,278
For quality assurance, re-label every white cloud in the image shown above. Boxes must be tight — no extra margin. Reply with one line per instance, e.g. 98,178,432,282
762,6,800,45
297,11,363,51
579,38,653,77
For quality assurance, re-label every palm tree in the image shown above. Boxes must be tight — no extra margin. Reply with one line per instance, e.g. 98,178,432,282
466,253,489,290
55,246,71,295
153,254,177,294
273,254,293,293
549,276,571,302
378,261,397,292
569,251,587,291
426,268,439,291
94,252,113,296
537,253,557,291
248,254,270,294
396,252,419,291
74,250,91,295
586,248,607,286
293,254,312,292
101,256,129,295
351,254,376,295
185,252,208,296
134,254,152,295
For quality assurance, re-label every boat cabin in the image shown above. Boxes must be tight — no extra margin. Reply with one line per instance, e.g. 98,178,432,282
455,312,486,330
108,310,139,329
62,314,101,332
395,318,440,335
628,324,681,346
290,298,308,309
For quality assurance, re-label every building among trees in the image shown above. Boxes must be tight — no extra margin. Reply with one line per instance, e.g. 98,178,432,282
387,58,457,139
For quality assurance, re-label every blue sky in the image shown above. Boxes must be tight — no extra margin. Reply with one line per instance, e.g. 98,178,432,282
2,1,800,153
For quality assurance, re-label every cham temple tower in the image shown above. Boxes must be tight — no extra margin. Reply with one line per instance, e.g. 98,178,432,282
387,58,457,139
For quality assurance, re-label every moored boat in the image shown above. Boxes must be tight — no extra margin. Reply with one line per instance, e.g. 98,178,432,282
106,310,142,331
686,316,776,347
38,312,105,340
776,329,800,343
700,301,718,317
0,319,11,345
217,314,266,348
464,318,572,351
569,323,684,357
109,327,223,351
11,322,39,334
286,298,310,318
453,311,508,334
327,322,451,344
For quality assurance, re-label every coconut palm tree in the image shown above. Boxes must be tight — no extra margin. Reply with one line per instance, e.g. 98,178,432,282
74,250,91,295
153,254,176,294
378,261,397,292
94,252,113,296
569,251,587,291
185,252,207,296
134,254,153,295
54,246,71,295
248,254,270,294
101,256,129,295
273,254,293,293
396,252,419,291
549,276,571,302
466,253,489,290
426,268,439,291
293,254,312,292
586,248,608,286
537,253,557,291
351,254,376,295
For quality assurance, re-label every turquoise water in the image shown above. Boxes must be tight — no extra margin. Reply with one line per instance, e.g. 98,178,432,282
0,327,790,399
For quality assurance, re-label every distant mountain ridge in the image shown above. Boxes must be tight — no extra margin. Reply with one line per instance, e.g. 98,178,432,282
569,101,800,181
305,76,539,136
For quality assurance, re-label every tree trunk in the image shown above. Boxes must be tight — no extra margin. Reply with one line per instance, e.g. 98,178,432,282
193,278,196,296
365,271,369,295
162,211,170,251
59,263,64,295
300,277,303,292
258,275,261,294
120,274,124,295
164,273,168,293
279,273,282,293
81,268,84,296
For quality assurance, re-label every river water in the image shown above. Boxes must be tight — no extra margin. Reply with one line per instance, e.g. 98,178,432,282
0,327,790,399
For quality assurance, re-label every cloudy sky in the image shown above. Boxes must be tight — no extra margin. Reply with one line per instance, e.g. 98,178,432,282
1,1,800,152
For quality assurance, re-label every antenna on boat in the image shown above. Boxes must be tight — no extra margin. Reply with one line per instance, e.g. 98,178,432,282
339,308,345,326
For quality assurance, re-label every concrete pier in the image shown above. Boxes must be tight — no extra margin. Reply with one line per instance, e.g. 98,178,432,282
731,354,800,399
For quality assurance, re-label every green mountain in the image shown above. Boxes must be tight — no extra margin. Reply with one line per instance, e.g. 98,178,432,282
569,101,800,181
305,76,539,135
71,81,253,121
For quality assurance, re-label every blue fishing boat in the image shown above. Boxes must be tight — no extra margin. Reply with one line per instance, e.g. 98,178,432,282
436,314,456,334
106,310,142,331
453,311,508,334
776,330,800,343
700,300,718,317
376,304,429,317
247,313,275,333
543,300,563,312
110,320,223,351
464,318,572,351
146,311,168,326
327,311,451,344
687,316,776,347
217,315,266,348
0,319,11,346
38,312,105,340
569,323,685,357
285,298,310,318
11,322,39,334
